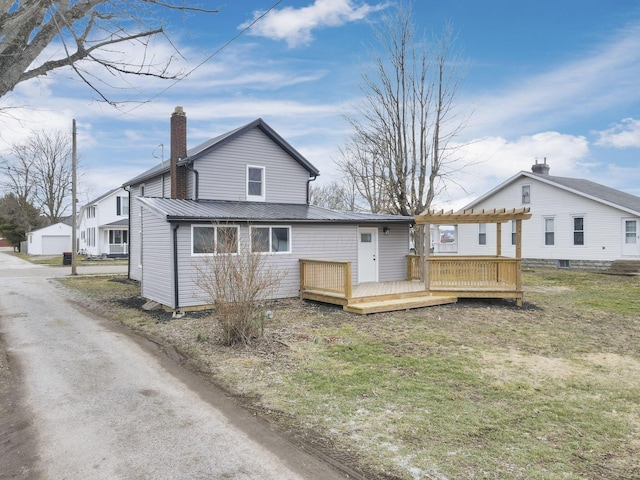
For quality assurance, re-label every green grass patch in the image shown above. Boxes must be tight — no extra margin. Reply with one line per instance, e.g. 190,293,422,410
60,269,640,480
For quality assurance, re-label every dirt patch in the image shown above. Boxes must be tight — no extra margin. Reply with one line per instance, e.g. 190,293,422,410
0,334,40,480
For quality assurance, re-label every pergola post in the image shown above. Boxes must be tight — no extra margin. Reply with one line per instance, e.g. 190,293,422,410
515,218,523,306
496,222,502,257
424,222,431,291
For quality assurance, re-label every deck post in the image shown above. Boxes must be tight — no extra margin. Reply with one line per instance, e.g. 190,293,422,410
344,262,352,299
496,222,502,257
424,221,431,291
299,259,305,298
515,219,523,306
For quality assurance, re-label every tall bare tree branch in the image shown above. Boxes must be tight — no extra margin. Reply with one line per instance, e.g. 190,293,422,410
340,3,469,216
0,0,219,102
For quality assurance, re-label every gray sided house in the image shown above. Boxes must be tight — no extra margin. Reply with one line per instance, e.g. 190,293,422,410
124,107,413,312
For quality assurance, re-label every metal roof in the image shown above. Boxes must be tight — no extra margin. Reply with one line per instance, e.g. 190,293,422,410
124,118,320,187
138,197,414,224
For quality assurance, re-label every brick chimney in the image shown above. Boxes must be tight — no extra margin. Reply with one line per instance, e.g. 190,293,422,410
170,106,188,199
531,157,550,175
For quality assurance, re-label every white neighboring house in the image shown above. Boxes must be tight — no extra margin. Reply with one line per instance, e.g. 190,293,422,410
77,187,129,257
454,161,640,269
27,219,72,255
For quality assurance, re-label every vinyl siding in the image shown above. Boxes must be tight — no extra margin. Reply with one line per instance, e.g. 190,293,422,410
457,177,640,260
140,211,173,307
164,222,412,309
377,225,411,282
194,128,310,204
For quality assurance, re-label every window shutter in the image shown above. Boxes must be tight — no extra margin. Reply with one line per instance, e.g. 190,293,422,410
116,196,121,216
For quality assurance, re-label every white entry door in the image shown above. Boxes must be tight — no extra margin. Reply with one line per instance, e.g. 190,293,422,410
358,227,378,283
622,219,639,257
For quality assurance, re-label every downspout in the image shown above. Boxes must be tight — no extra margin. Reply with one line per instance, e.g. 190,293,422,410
186,162,199,201
172,223,183,318
306,175,317,205
124,185,131,279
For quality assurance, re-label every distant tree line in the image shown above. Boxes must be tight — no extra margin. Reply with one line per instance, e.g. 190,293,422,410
0,130,73,250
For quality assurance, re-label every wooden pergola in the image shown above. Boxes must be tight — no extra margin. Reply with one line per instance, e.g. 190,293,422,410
413,207,533,306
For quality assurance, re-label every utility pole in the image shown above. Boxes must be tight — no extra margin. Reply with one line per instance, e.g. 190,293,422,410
71,119,77,275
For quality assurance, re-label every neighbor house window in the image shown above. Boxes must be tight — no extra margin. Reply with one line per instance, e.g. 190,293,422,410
251,226,291,253
522,185,531,204
192,225,239,255
247,166,265,201
116,196,129,216
478,224,487,245
109,230,128,245
86,206,96,219
511,220,517,246
140,184,145,197
626,220,637,244
573,217,584,246
544,217,555,245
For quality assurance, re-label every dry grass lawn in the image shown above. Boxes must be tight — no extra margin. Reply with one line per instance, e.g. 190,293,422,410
59,269,640,480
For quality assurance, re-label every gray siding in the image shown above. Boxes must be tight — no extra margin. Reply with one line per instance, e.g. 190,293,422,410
163,222,411,309
194,128,310,204
377,225,411,282
141,209,173,307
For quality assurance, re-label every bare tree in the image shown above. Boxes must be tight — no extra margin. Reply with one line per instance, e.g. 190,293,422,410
340,3,468,216
309,179,359,212
0,0,219,103
1,130,73,223
194,225,285,346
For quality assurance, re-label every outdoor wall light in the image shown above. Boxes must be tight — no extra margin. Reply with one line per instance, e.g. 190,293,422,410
383,227,390,235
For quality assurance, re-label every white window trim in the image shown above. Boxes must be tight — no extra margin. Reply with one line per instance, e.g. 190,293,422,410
521,184,531,205
572,214,586,247
543,216,555,247
478,223,487,246
246,165,266,202
250,226,292,254
191,225,240,256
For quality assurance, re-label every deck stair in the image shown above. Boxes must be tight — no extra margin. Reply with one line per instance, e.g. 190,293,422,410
606,260,640,276
344,294,457,314
301,283,457,315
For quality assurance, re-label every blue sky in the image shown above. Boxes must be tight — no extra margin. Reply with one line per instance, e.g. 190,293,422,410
1,0,640,209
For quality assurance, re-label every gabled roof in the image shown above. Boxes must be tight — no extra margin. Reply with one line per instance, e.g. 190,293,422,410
138,197,413,224
83,187,122,207
124,118,320,186
465,171,640,216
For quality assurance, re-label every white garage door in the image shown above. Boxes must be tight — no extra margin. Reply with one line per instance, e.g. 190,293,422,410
42,235,71,255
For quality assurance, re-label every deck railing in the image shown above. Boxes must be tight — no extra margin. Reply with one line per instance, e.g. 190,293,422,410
299,259,352,298
428,256,519,289
109,243,128,254
407,254,421,281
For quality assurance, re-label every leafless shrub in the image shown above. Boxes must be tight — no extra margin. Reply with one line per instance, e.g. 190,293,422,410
193,224,285,346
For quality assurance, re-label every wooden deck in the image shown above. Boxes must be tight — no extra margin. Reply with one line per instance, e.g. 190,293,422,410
300,280,458,315
299,254,526,314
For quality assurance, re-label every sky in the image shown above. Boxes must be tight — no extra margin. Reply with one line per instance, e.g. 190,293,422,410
1,0,640,210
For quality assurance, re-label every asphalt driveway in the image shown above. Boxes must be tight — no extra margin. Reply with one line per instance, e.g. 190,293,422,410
0,251,346,479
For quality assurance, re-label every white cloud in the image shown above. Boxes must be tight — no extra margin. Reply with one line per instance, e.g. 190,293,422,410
594,118,640,148
242,0,388,47
463,21,640,139
435,132,591,208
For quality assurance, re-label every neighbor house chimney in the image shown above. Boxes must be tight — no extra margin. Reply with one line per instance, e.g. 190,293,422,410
170,106,188,199
531,157,550,175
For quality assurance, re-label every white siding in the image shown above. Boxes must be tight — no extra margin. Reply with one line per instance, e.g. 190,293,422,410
458,177,640,261
194,129,310,204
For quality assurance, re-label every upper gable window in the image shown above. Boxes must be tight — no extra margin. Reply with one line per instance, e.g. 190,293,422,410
521,185,531,204
116,196,129,216
247,166,265,201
